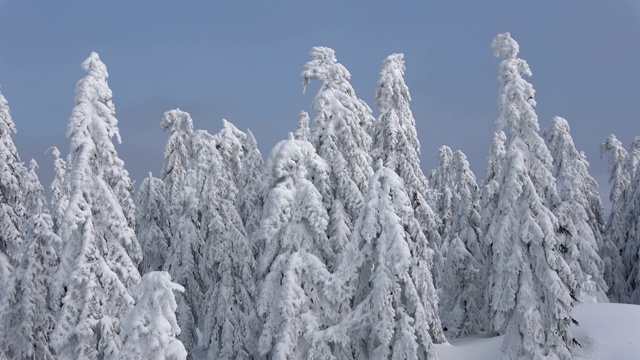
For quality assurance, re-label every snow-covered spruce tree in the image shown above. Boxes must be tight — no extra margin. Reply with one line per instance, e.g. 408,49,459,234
164,183,203,357
372,53,444,287
0,89,27,272
599,232,627,303
440,150,483,338
159,110,210,356
372,53,426,191
190,129,221,200
481,131,506,237
237,129,265,239
301,46,374,261
49,146,69,234
256,134,337,359
626,137,640,180
479,130,506,328
0,161,60,360
544,118,606,250
488,33,575,359
160,109,194,211
117,271,187,360
429,145,455,257
163,127,219,357
52,52,142,359
450,150,482,273
601,135,630,250
211,120,267,244
165,121,247,357
623,137,640,302
295,110,311,142
197,139,258,360
440,237,481,341
601,134,631,302
332,162,444,360
623,137,640,303
544,116,607,303
213,119,247,196
136,173,170,274
481,131,506,225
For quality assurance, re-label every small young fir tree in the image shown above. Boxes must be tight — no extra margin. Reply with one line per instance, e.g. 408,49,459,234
117,271,187,360
256,134,337,359
333,162,444,360
136,173,170,274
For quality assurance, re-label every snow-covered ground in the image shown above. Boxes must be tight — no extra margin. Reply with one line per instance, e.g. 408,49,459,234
436,303,640,360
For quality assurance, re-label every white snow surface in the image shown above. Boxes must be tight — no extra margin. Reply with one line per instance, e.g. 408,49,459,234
436,303,640,360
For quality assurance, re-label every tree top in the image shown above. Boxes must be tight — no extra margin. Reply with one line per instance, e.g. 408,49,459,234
301,46,351,91
81,52,109,81
160,109,194,133
492,32,519,59
381,53,406,75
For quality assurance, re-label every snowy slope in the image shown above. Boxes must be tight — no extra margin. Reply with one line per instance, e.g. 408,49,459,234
570,303,640,360
436,303,640,360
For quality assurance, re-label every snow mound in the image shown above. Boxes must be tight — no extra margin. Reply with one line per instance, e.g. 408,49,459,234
436,303,640,360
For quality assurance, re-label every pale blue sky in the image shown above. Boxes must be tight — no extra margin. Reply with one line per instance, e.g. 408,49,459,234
0,1,638,204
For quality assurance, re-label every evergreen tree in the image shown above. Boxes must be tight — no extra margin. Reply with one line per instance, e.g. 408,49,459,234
197,138,258,360
136,173,170,274
372,53,444,287
163,120,235,357
211,120,266,243
481,131,506,235
294,110,311,142
164,184,203,357
440,150,483,338
256,134,336,359
480,131,506,236
0,161,60,360
160,110,210,357
601,134,631,302
623,137,640,303
302,46,374,261
480,130,506,328
52,52,142,359
440,238,481,340
0,89,27,271
600,136,630,247
117,271,187,360
544,116,607,302
160,109,194,211
49,146,68,235
429,146,455,257
372,53,424,184
213,119,247,197
450,150,482,264
599,230,627,303
190,129,221,199
626,136,640,180
335,162,444,360
488,33,574,359
236,129,265,239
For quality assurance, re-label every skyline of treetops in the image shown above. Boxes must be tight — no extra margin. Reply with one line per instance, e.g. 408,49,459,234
0,33,639,359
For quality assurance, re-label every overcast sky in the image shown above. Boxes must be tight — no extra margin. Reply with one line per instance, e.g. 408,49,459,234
1,1,638,208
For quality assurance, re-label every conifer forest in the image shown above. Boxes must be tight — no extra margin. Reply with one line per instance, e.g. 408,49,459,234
1,32,639,360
